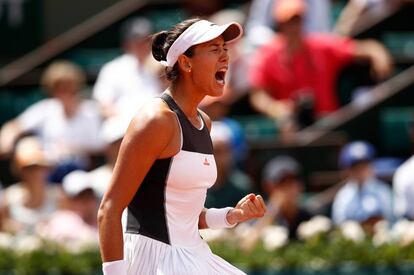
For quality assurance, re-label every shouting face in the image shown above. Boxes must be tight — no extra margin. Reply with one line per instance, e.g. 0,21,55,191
184,36,229,97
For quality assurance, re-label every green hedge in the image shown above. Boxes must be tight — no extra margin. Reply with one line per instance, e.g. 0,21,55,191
1,231,414,274
0,246,101,275
210,235,414,271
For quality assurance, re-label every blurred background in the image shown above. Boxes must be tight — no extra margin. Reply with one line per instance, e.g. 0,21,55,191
0,0,414,274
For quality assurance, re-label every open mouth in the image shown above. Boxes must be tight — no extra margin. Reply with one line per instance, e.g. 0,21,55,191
215,68,227,85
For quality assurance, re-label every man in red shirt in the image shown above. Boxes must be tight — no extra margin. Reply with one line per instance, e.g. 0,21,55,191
249,0,393,133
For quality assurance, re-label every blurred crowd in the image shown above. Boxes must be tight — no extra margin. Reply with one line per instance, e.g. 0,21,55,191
0,0,412,249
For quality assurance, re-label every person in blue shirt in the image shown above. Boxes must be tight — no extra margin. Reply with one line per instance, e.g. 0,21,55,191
332,141,393,226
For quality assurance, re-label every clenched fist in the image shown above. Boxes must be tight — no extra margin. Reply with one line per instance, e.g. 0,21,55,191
226,194,266,225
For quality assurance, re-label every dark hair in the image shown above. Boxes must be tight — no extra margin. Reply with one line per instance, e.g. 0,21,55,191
152,18,200,82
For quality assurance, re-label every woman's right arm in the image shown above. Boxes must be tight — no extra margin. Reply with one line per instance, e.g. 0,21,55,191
97,101,176,263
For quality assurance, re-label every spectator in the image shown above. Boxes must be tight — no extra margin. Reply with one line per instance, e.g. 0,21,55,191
89,116,129,198
394,156,414,220
93,17,162,120
204,121,253,208
245,0,332,47
249,0,393,134
261,156,311,239
0,136,58,234
332,141,393,226
36,170,98,245
393,121,414,220
0,61,103,178
0,182,3,231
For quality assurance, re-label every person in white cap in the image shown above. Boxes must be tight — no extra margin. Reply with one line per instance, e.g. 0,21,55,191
0,136,58,234
36,170,98,245
98,18,266,275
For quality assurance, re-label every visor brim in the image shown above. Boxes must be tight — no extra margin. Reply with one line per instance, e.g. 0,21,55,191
193,22,243,46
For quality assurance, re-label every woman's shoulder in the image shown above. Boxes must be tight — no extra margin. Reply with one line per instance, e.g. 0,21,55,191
120,97,180,157
129,97,179,136
136,97,177,121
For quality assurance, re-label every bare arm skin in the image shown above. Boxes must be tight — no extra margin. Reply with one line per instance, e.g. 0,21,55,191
249,90,295,121
97,99,180,262
353,39,394,81
199,194,267,230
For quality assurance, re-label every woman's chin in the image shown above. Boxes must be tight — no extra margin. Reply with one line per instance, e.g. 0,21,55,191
209,86,224,97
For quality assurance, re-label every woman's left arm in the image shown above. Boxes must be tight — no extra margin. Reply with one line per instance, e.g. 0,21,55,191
197,111,266,229
199,194,266,229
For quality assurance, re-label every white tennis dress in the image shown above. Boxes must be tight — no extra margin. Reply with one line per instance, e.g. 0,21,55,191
122,94,246,275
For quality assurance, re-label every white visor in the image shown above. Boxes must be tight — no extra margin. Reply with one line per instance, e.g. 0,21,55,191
160,20,243,67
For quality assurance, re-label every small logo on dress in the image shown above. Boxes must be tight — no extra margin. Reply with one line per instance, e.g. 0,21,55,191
203,157,210,166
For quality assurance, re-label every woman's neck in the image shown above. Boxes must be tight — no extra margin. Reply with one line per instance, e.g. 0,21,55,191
168,82,204,119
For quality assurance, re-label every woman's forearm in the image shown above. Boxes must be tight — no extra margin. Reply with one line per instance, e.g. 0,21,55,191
98,206,125,262
199,207,238,229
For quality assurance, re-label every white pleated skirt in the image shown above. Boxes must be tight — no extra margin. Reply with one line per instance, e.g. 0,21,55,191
123,233,246,275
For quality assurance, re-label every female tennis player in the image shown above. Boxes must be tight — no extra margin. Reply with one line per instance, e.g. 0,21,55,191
98,18,266,275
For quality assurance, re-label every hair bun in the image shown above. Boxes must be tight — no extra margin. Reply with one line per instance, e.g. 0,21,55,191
152,31,168,62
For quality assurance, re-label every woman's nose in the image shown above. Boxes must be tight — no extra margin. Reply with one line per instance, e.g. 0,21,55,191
220,49,229,62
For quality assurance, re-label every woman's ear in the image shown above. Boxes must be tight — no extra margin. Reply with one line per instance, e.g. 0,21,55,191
177,55,192,73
